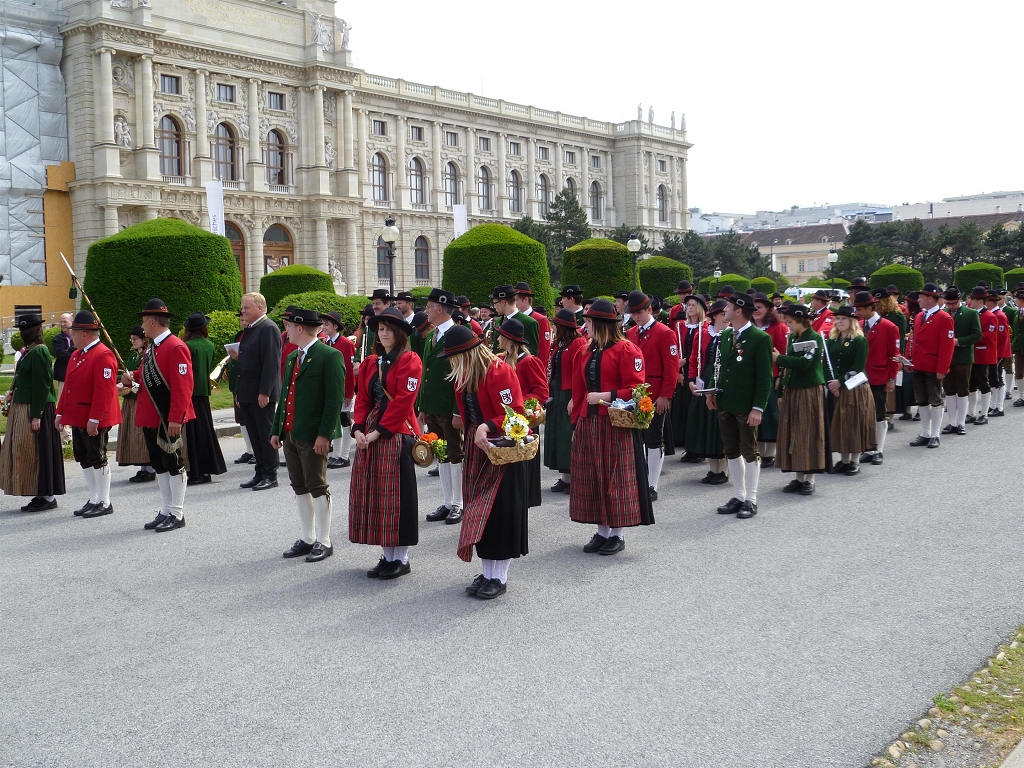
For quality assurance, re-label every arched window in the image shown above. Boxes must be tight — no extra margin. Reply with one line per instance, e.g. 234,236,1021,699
657,185,668,222
414,236,430,280
265,130,286,185
507,170,522,214
408,157,424,205
371,153,389,202
589,181,603,221
157,115,182,177
477,166,491,210
212,123,237,181
566,177,577,198
537,174,550,217
263,224,292,273
225,222,245,278
376,235,392,281
443,162,459,206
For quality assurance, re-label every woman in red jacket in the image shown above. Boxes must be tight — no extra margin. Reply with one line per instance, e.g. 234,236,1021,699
497,317,549,508
569,298,654,556
544,309,587,493
349,308,423,581
442,324,529,601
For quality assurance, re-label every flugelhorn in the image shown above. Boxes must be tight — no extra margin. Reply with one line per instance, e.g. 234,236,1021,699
210,355,230,386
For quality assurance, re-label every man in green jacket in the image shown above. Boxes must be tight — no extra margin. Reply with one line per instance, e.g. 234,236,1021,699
707,294,774,519
1012,285,1024,406
272,308,345,564
490,284,539,356
941,287,981,433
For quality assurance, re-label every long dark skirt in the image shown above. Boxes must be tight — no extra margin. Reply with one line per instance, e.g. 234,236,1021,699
778,385,832,474
671,382,692,446
0,402,66,498
684,391,724,459
898,370,915,411
757,384,781,443
349,424,419,547
542,387,572,473
570,413,654,528
526,447,542,507
184,396,227,479
476,459,530,560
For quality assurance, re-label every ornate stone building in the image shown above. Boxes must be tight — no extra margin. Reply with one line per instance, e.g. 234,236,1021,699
59,0,692,295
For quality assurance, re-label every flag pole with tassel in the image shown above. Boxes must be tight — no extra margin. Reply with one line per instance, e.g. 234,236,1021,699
60,252,128,372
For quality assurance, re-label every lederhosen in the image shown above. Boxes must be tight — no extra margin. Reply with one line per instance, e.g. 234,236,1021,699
142,347,185,475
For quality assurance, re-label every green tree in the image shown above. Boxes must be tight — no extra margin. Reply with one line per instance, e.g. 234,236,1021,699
984,222,1016,270
607,224,651,255
709,231,756,276
664,230,716,278
833,243,893,281
843,219,875,248
544,190,591,282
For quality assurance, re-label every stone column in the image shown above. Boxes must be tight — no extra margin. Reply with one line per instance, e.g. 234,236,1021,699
430,122,442,210
93,48,120,177
193,69,212,184
338,90,358,197
248,219,265,288
344,218,359,295
141,207,159,221
465,128,476,215
554,142,563,194
102,205,119,235
605,150,616,227
296,87,309,171
395,115,407,207
648,150,657,225
580,144,590,220
139,56,154,147
669,154,679,228
357,109,368,195
526,137,536,218
678,157,689,229
134,55,160,180
312,86,326,166
247,79,265,192
314,217,329,273
497,133,507,217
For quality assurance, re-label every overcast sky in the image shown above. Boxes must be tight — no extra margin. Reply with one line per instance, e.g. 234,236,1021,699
342,0,1023,216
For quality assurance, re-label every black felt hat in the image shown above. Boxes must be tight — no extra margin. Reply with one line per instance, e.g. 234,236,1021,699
854,291,878,307
138,298,173,318
676,280,693,294
130,324,146,338
497,317,526,345
369,288,393,302
360,304,375,318
492,284,515,301
887,285,900,296
835,305,858,318
943,287,962,301
552,309,579,329
369,307,412,335
559,284,583,298
626,290,650,312
456,295,472,308
411,310,431,332
440,323,483,358
726,294,753,310
426,287,457,307
771,292,784,299
320,311,344,329
970,286,990,300
752,292,771,307
288,308,323,328
583,298,618,321
812,289,831,301
684,294,708,312
16,313,43,329
717,285,736,298
707,299,728,317
71,310,100,330
513,282,534,296
781,304,811,319
920,283,943,298
183,312,210,331
395,291,415,302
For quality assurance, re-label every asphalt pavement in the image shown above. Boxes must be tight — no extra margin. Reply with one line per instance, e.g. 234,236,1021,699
2,406,1024,768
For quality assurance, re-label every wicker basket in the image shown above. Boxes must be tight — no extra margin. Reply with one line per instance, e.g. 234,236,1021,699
486,437,540,466
607,407,639,429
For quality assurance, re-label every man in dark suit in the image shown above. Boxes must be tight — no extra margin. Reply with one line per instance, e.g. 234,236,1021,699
233,292,283,491
52,312,74,440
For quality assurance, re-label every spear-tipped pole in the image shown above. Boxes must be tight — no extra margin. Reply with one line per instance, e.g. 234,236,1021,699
59,252,128,371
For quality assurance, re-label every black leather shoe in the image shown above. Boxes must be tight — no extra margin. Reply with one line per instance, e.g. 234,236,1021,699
899,412,914,421
252,478,278,491
799,481,815,496
782,479,803,493
648,487,658,502
327,457,350,469
23,497,57,512
550,479,570,493
710,472,729,485
736,500,757,519
20,497,42,512
679,452,704,463
872,453,884,465
1014,398,1024,407
583,533,608,553
367,556,389,578
1006,391,1013,400
912,412,921,421
234,452,254,464
956,425,967,435
82,502,113,518
844,464,860,476
239,475,262,489
599,535,625,555
426,505,451,522
927,437,940,448
858,452,874,463
427,467,439,477
73,500,97,517
717,497,743,514
887,422,894,432
445,506,463,525
305,542,334,562
475,578,507,599
761,456,774,468
941,424,956,434
378,559,411,580
191,475,212,485
700,471,717,484
830,461,849,474
466,574,488,595
129,469,155,483
144,512,168,530
909,436,930,446
965,413,976,423
974,415,989,425
282,539,314,558
991,409,1005,417
154,515,185,532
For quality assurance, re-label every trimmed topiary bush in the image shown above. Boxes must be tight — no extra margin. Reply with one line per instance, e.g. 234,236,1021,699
562,238,638,299
868,264,925,296
954,262,1004,293
1003,268,1024,289
696,273,750,296
206,310,240,361
442,223,553,310
410,286,433,305
12,325,60,356
269,292,367,333
83,218,242,361
636,256,693,299
260,264,335,312
750,277,778,295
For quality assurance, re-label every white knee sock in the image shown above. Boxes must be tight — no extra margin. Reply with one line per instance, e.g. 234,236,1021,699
450,462,464,508
727,457,746,502
597,524,611,537
796,472,805,482
331,437,342,457
491,558,511,584
995,385,1005,408
97,465,111,505
646,448,664,491
919,406,932,437
806,474,815,487
875,421,887,453
1016,378,1023,396
560,472,571,483
482,559,494,579
241,426,253,455
168,472,187,520
980,392,992,417
944,395,956,426
609,527,623,538
82,466,98,504
296,493,314,544
968,391,978,417
743,459,760,505
930,405,944,437
438,462,452,507
761,442,776,458
156,471,171,515
842,453,854,464
311,494,332,547
707,458,719,474
955,396,968,427
392,546,409,564
382,546,394,561
340,430,353,460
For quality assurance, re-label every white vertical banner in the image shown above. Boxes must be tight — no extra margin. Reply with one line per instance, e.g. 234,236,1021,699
453,204,468,238
205,179,225,236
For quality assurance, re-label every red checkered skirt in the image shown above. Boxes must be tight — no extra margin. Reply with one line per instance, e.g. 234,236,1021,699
348,403,418,547
457,427,507,562
569,413,654,528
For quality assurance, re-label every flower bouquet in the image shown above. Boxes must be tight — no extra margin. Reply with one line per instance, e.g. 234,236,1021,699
486,405,540,466
605,383,655,430
412,431,447,468
523,397,545,428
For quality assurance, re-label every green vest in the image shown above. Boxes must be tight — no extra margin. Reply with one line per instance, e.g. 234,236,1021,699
418,325,457,416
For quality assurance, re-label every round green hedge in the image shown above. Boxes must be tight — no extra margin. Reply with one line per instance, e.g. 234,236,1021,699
269,292,367,333
409,286,433,305
636,256,693,299
1003,268,1024,288
696,273,750,295
750,277,778,294
954,262,1003,292
442,223,553,310
562,238,638,299
868,264,925,296
82,218,242,362
12,325,60,356
260,265,335,312
206,310,240,361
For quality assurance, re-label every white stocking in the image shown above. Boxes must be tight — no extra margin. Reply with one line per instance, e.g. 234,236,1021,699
312,494,332,547
340,430,353,460
980,392,992,418
646,448,664,491
168,472,187,520
597,524,611,538
392,546,409,564
97,465,111,505
930,405,944,437
560,472,571,483
761,442,776,458
1016,378,1023,395
331,437,342,456
875,421,887,453
438,462,452,507
82,466,98,504
944,396,956,427
481,559,494,579
450,462,464,508
296,494,314,544
727,457,746,502
491,559,511,584
919,406,932,438
743,459,760,505
609,527,624,538
955,396,968,427
968,391,978,417
241,425,253,455
156,472,171,515
382,546,394,561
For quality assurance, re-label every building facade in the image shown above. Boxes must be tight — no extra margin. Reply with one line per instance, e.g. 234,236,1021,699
57,0,692,298
741,223,848,283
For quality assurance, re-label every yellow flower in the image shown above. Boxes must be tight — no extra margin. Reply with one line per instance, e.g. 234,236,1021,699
509,422,528,441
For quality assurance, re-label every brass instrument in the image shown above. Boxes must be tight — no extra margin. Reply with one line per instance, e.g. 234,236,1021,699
210,354,230,386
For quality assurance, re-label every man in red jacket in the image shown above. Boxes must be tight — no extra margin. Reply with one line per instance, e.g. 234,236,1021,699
55,311,121,518
907,283,955,448
966,287,999,425
810,289,835,335
513,282,551,364
321,311,355,468
853,291,900,465
625,290,678,501
122,298,196,532
986,290,1010,416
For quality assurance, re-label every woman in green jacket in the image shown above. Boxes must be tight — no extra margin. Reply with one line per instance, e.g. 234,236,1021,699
116,326,155,482
183,313,226,484
772,304,828,495
825,306,876,476
0,314,66,509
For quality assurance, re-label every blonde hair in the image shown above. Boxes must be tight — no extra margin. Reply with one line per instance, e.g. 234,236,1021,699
876,295,899,316
446,343,498,393
588,318,624,350
829,315,864,341
685,301,706,325
242,292,267,311
498,334,526,368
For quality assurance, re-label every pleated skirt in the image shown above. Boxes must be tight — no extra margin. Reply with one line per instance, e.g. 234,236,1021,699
184,396,227,479
830,383,877,454
0,403,66,498
349,422,419,548
671,382,692,446
570,413,654,528
542,387,572,473
684,391,724,459
777,386,828,474
757,384,781,443
525,446,542,507
116,395,150,466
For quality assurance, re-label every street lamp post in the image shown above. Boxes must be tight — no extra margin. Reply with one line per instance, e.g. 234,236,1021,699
381,215,400,301
713,269,722,297
627,233,642,290
828,244,839,294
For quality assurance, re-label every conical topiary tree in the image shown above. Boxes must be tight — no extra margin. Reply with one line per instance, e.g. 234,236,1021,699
869,264,924,296
750,276,778,295
442,223,553,309
637,256,693,299
561,238,637,299
260,264,335,312
83,218,242,361
954,261,1004,293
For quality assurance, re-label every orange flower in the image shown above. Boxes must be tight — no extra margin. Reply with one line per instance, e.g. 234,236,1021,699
638,396,654,414
422,432,438,443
